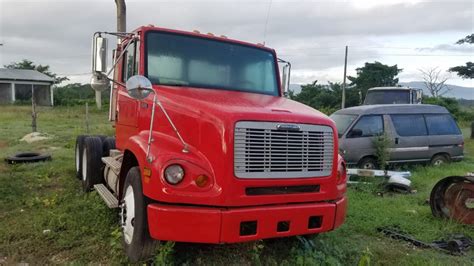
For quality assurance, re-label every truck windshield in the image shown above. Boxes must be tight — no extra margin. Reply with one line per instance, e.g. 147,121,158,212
364,90,410,105
146,31,279,96
330,114,358,137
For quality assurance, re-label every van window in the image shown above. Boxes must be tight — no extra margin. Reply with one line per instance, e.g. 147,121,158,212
347,115,383,138
330,114,358,137
391,114,427,136
425,114,460,135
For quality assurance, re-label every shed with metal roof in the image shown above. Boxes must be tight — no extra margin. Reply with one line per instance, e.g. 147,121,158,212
0,68,55,106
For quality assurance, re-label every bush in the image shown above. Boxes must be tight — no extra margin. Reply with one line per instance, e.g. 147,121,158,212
423,96,474,122
53,83,110,106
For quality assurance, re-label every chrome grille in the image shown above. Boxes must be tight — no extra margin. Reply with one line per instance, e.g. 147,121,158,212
234,121,334,178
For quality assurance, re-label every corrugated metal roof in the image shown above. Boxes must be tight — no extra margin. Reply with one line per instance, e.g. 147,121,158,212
0,68,54,83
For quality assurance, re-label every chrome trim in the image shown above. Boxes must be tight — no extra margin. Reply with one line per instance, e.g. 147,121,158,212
234,121,334,178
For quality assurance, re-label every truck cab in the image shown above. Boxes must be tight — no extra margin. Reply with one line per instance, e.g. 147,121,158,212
363,86,422,105
79,26,347,262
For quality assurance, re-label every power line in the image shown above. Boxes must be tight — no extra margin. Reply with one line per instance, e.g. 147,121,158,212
262,0,273,45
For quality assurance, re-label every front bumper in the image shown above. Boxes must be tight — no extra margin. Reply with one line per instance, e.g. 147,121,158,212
147,197,347,243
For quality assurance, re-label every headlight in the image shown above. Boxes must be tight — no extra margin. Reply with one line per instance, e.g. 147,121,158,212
164,164,185,185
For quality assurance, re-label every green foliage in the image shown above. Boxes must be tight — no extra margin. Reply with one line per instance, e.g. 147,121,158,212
4,59,69,85
291,81,360,114
373,133,391,169
154,241,175,265
449,62,474,79
348,61,403,97
423,96,474,121
449,34,474,79
357,248,373,266
54,83,109,106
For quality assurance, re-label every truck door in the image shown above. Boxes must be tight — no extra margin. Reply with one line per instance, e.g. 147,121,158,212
344,115,384,165
116,40,139,148
388,114,429,162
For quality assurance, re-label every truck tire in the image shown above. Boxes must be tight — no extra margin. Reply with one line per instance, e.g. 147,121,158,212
75,135,87,179
82,136,104,192
102,137,116,157
120,167,158,262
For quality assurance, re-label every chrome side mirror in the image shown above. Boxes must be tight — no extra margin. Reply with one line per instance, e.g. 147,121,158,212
90,72,110,92
278,59,291,97
92,35,108,73
126,75,154,100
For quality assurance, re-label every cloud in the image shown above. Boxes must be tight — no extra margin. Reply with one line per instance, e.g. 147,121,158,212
0,0,472,86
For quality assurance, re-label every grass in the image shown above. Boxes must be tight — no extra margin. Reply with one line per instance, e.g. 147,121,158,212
0,105,473,265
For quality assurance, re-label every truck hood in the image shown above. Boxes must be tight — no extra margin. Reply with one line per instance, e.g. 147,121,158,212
155,85,333,126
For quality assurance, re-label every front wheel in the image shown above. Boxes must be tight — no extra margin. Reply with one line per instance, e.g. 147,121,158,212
431,154,450,166
120,167,158,262
358,157,378,170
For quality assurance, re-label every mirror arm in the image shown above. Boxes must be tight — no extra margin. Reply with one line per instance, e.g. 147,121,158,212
146,92,189,163
155,97,189,154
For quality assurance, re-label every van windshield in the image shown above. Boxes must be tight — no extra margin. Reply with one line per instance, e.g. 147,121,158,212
146,31,279,96
330,114,358,137
364,90,410,105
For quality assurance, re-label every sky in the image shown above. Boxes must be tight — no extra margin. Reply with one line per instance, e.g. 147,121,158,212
0,0,473,88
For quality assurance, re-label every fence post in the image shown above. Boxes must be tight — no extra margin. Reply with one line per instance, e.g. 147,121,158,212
85,102,90,134
471,121,474,139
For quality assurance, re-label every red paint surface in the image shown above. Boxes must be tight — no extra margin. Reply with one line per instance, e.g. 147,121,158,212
112,26,347,242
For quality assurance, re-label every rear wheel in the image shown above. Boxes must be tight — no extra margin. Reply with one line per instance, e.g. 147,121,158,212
102,137,116,157
120,167,158,262
82,137,104,191
431,154,450,166
358,157,378,169
75,135,87,179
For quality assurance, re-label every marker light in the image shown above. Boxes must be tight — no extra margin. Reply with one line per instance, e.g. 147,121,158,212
164,164,184,185
195,175,209,188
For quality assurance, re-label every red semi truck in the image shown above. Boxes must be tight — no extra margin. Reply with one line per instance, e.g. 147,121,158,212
76,25,347,262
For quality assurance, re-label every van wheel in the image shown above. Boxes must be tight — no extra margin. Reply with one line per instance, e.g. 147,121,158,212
431,154,450,167
120,167,158,262
358,157,378,169
82,136,104,191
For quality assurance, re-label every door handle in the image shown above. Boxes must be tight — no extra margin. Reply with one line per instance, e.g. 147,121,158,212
395,137,399,145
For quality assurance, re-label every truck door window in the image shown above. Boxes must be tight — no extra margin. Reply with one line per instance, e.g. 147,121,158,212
390,114,427,136
425,114,461,135
123,41,137,82
347,115,383,138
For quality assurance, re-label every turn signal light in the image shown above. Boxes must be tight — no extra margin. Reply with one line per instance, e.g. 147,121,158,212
195,175,209,187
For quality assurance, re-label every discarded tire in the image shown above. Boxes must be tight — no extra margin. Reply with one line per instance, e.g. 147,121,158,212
5,152,51,164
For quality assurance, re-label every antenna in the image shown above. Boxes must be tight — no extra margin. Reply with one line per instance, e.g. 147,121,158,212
262,0,273,45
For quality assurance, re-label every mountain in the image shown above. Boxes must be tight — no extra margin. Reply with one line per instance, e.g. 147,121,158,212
399,81,474,99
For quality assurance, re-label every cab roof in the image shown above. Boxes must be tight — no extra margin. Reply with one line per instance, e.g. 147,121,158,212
134,25,275,53
368,86,413,91
334,104,449,115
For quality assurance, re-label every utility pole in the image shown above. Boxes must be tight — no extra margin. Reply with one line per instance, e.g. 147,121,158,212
116,0,126,41
341,45,348,109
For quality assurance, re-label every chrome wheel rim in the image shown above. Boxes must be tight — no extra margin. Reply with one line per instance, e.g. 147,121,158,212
434,159,444,166
121,185,135,244
362,162,375,169
82,148,88,181
75,145,80,173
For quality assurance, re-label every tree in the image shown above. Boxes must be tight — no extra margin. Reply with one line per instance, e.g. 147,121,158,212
291,81,359,114
347,61,402,97
419,67,450,97
449,34,474,79
4,59,68,84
